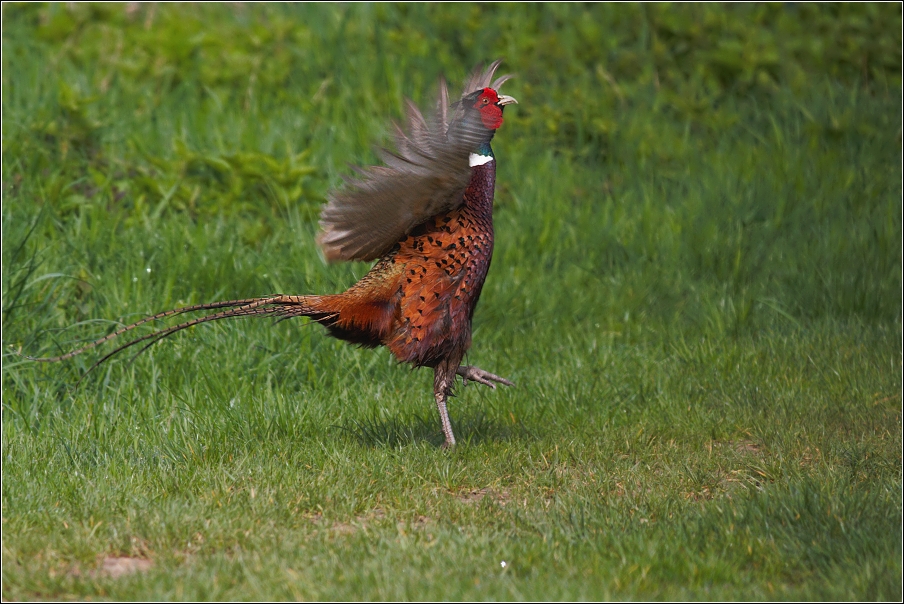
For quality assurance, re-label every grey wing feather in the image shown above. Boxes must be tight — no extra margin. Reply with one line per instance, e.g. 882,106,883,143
318,60,511,263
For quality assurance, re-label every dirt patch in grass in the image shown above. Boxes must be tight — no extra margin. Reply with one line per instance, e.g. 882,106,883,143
708,440,764,456
303,508,434,536
456,487,511,506
730,440,763,455
98,556,153,578
307,508,391,536
65,556,153,580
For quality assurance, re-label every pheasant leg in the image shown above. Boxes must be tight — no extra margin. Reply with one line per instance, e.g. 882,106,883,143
434,361,458,448
457,365,514,389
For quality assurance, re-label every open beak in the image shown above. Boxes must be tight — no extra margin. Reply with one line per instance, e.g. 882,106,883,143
496,94,518,107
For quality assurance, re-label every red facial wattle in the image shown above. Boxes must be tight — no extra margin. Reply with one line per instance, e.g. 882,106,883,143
474,87,504,130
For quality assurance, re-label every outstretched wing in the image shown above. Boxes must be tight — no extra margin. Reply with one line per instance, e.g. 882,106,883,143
318,60,510,263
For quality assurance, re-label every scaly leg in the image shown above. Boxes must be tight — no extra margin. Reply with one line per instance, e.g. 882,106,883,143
434,361,458,448
457,365,514,389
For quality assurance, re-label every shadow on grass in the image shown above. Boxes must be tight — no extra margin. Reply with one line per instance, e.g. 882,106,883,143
336,409,531,448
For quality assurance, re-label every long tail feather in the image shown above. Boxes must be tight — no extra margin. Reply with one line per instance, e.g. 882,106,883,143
24,295,326,364
74,301,335,381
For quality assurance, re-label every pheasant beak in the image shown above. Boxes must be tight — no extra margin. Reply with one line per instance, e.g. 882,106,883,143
496,95,518,107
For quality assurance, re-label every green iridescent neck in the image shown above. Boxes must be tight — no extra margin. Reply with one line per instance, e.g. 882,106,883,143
475,140,494,158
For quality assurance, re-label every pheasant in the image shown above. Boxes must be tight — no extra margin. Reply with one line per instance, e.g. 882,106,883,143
26,60,517,448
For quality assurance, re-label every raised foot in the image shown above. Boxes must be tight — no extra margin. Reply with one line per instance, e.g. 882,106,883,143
456,365,514,389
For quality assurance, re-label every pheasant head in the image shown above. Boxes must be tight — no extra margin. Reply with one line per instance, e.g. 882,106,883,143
460,87,518,131
445,65,517,156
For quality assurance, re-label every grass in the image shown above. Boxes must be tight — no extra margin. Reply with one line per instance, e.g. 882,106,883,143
2,3,901,600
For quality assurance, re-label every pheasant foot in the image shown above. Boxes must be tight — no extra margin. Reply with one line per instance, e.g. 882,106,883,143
456,366,514,389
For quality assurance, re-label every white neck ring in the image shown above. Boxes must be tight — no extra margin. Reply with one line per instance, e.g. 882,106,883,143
469,153,494,167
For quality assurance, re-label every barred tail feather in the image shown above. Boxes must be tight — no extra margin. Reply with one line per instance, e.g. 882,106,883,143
24,295,330,364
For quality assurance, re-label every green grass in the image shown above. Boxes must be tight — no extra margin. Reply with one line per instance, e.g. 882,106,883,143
2,3,901,600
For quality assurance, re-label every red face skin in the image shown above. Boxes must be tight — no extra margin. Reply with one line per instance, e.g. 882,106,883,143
473,87,504,130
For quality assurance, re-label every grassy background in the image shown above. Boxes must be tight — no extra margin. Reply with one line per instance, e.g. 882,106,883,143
2,3,901,600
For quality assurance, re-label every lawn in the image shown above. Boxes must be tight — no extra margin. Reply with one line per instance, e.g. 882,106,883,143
2,3,901,600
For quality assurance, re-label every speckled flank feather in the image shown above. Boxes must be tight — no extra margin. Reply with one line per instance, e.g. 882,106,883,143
387,161,496,367
309,160,496,369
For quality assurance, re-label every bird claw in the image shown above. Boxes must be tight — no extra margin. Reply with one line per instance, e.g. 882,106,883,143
456,365,514,389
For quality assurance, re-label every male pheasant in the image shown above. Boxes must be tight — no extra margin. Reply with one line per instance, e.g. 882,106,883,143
27,61,517,448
